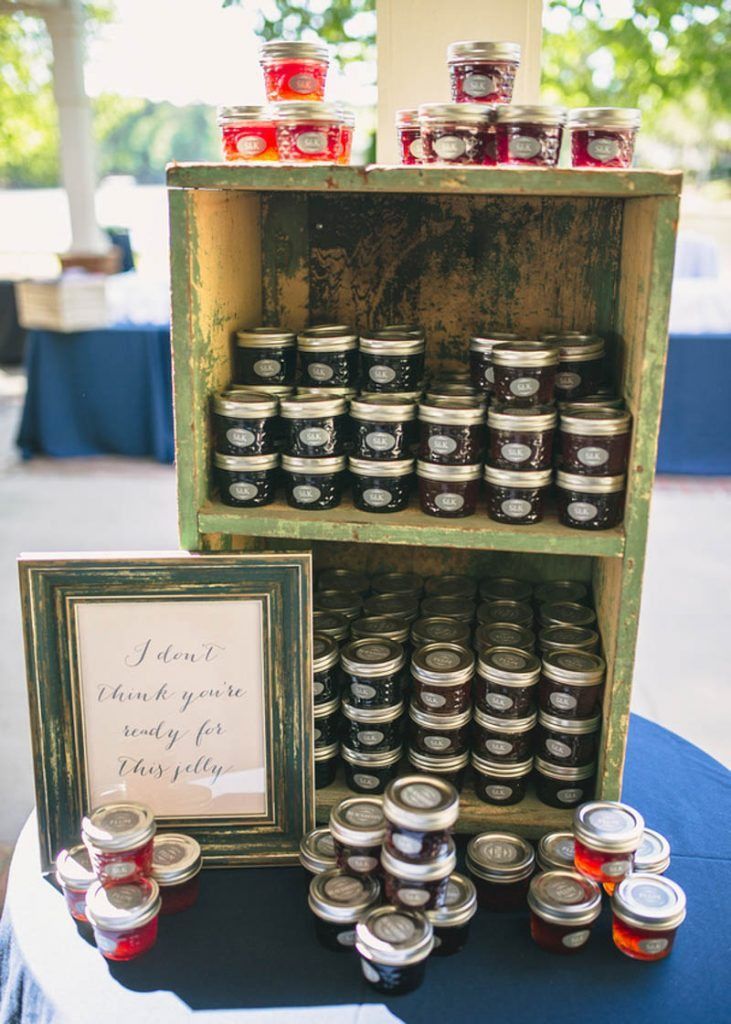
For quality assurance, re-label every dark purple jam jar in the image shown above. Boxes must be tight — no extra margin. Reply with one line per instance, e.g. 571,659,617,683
419,103,495,165
213,452,278,507
356,906,434,995
473,708,537,763
329,796,386,878
297,324,358,389
411,617,471,651
282,454,347,510
487,404,556,471
409,703,471,757
315,589,363,622
319,567,370,596
349,457,414,513
472,753,533,805
313,609,350,645
280,394,348,457
340,637,406,708
418,400,485,466
544,334,606,401
427,873,477,957
342,697,405,753
313,633,341,705
341,744,402,794
420,595,476,624
363,592,420,624
410,643,475,715
556,471,626,530
484,466,552,525
235,327,296,386
479,577,533,604
371,571,424,599
476,599,533,630
309,870,381,952
383,775,459,864
538,601,597,630
475,621,535,657
538,625,600,658
314,697,340,749
469,333,524,394
560,408,631,476
417,461,482,518
537,708,601,767
212,389,279,455
495,105,566,166
568,107,641,168
381,840,456,910
350,395,417,460
447,40,521,104
466,832,535,911
315,742,339,788
475,646,540,718
407,748,469,790
539,651,606,719
534,757,596,809
492,341,558,406
359,332,425,393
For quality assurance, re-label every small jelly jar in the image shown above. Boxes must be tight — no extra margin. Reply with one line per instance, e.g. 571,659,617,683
409,703,472,757
217,104,278,161
447,40,521,104
410,642,475,715
479,576,533,604
484,466,552,526
424,574,477,599
314,697,341,750
548,334,607,401
419,102,495,165
85,878,161,961
214,452,278,508
342,697,405,753
473,708,537,763
350,456,414,513
297,324,359,389
81,802,156,884
150,833,202,915
280,394,348,457
235,327,296,387
612,874,686,962
573,801,645,885
492,340,559,406
569,107,641,169
560,408,632,476
538,625,599,658
604,827,671,896
55,844,95,922
476,599,533,629
487,404,556,471
356,906,434,995
472,753,533,805
418,400,485,466
528,870,602,954
371,570,424,598
350,394,417,461
282,454,347,510
340,637,406,708
329,796,386,878
313,633,341,705
539,650,606,718
359,332,426,393
313,609,350,644
259,39,329,102
381,840,456,911
383,775,459,864
426,873,477,957
537,708,601,767
341,744,402,794
308,869,381,952
495,105,566,166
363,592,420,624
213,389,278,456
319,567,370,596
315,589,363,622
534,579,590,606
475,621,535,657
407,748,469,790
397,108,423,164
410,616,471,651
469,332,524,394
536,832,576,873
351,615,410,648
419,595,476,624
475,646,541,718
466,831,535,911
534,757,595,808
338,106,355,165
417,460,482,518
556,470,626,530
273,101,344,162
315,742,340,789
299,826,337,876
538,601,597,630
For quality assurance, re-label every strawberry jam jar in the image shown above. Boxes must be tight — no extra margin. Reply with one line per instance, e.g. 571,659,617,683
473,708,537,763
540,650,606,718
55,844,95,922
383,775,459,864
535,757,595,808
427,873,477,956
469,333,524,395
560,408,632,476
298,325,359,389
569,107,641,168
397,109,423,164
537,708,601,766
417,461,482,518
419,103,495,165
411,642,475,714
528,870,602,954
487,404,556,471
356,906,434,994
538,625,599,658
282,454,347,509
612,874,686,961
475,621,535,657
350,395,417,461
495,105,566,166
217,105,277,161
484,466,552,525
236,327,296,386
492,340,559,405
82,802,155,884
556,471,626,529
273,101,344,162
342,744,402,794
342,697,404,753
151,833,202,915
475,646,540,718
537,832,576,873
213,389,278,456
381,839,456,910
329,796,386,878
447,41,521,103
418,399,485,465
574,801,645,885
472,753,533,805
409,703,472,757
260,40,329,102
85,878,161,961
341,637,407,708
466,831,535,911
407,748,469,790
350,456,414,513
411,616,471,651
359,332,426,393
214,452,278,508
299,826,337,876
309,869,381,952
313,633,340,705
604,827,671,896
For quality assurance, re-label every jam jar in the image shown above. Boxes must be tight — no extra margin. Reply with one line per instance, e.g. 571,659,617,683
363,592,420,624
612,874,686,962
549,335,606,401
260,39,329,102
341,637,406,708
299,826,337,877
569,107,641,168
419,595,476,624
297,325,358,388
411,643,475,714
342,697,404,753
150,833,202,915
535,758,595,808
538,601,597,630
359,332,425,393
315,590,363,622
538,625,599,658
273,101,344,162
282,454,347,510
424,574,477,599
447,40,521,104
236,327,296,387
329,796,386,878
341,744,402,794
417,461,482,518
381,840,457,911
313,633,340,705
479,576,533,604
338,105,355,165
540,650,606,718
409,704,471,757
55,844,95,922
371,571,424,598
492,340,559,406
356,906,434,995
351,615,410,648
350,456,414,513
418,400,485,465
314,696,340,749
81,802,156,884
534,579,589,606
556,470,626,530
85,879,161,961
397,108,423,164
528,870,602,954
537,832,576,873
476,599,533,630
383,775,459,864
469,333,524,394
484,466,552,525
315,743,340,789
475,621,535,657
350,395,417,461
574,801,645,885
475,646,540,718
426,873,478,957
560,408,632,476
319,567,370,596
473,708,537,764
466,832,535,911
313,609,350,645
217,104,277,161
280,394,348,457
472,753,533,805
604,827,672,896
214,452,278,508
308,870,381,952
495,105,566,166
411,616,471,652
537,709,601,767
213,389,278,456
407,748,469,790
419,102,495,165
487,404,556,471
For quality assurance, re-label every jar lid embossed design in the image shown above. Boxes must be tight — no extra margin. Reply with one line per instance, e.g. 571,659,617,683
478,646,541,687
85,878,161,932
426,873,478,929
492,340,559,368
411,643,475,686
495,104,567,126
341,637,406,678
561,408,632,436
329,796,386,848
314,633,340,673
537,832,576,873
308,869,381,924
82,802,156,853
356,906,435,967
574,801,645,853
299,827,337,874
151,834,202,886
350,395,418,423
447,41,522,62
466,832,535,883
528,870,602,926
612,874,686,932
236,327,295,348
542,650,606,687
383,774,460,832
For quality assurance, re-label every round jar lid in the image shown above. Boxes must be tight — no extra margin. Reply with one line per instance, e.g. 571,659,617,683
542,650,606,686
297,325,357,352
418,400,484,426
495,104,567,126
260,39,329,61
574,801,645,853
447,40,521,62
426,873,478,929
410,616,471,649
475,621,535,652
560,407,632,436
82,802,156,853
318,568,370,596
314,742,340,763
486,403,557,432
528,870,602,926
411,643,475,686
534,580,589,605
484,465,553,488
561,394,625,412
536,831,576,872
396,108,419,127
85,878,161,932
351,615,410,644
466,831,535,883
340,744,403,768
280,394,346,419
55,844,95,891
634,828,671,874
349,394,417,423
356,906,434,967
359,334,425,356
471,752,533,778
381,840,457,882
341,637,405,678
426,384,483,402
409,702,472,731
371,571,424,597
313,609,350,641
271,100,343,124
539,601,597,629
418,102,495,126
341,697,404,724
534,756,596,781
308,869,380,925
539,624,598,654
236,326,295,348
477,599,533,628
383,774,459,832
568,107,641,129
314,633,340,672
378,323,424,337
151,833,202,886
551,334,606,362
424,574,477,599
217,104,272,125
491,340,559,368
474,707,537,734
348,456,415,478
538,708,601,734
315,590,363,619
363,592,420,622
281,454,347,474
213,452,279,472
416,460,483,483
612,874,686,931
479,577,533,603
297,387,357,400
329,796,386,848
470,332,524,354
313,696,340,719
478,646,540,686
407,747,470,774
213,390,279,419
299,826,337,874
420,595,476,623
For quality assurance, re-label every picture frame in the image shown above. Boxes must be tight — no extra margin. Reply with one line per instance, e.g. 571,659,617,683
19,551,313,873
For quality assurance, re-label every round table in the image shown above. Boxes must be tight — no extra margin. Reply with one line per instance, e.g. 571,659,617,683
1,715,729,1024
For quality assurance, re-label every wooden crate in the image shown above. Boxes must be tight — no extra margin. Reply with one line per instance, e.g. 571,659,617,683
167,163,680,838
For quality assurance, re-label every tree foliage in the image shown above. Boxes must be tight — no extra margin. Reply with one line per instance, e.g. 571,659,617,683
223,0,375,59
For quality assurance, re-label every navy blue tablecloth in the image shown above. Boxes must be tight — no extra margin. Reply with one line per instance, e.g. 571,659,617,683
16,325,174,464
1,714,729,1024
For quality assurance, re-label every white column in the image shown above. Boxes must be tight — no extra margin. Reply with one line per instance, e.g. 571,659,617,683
376,0,543,163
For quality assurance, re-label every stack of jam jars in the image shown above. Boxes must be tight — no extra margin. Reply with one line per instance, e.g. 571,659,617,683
408,641,474,784
281,393,349,509
416,395,485,518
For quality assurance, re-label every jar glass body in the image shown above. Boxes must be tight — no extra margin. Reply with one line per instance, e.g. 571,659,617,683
421,121,495,165
473,768,529,805
472,874,531,911
215,465,277,508
352,417,416,461
574,838,636,884
214,411,277,456
474,675,536,718
360,350,425,393
343,717,404,754
220,119,278,161
314,915,359,952
485,480,549,525
560,429,630,476
418,477,480,518
539,674,602,719
359,955,427,994
469,348,495,394
334,840,382,878
383,870,450,911
86,838,154,886
612,916,678,961
261,57,328,102
555,357,604,401
433,922,472,956
343,757,400,795
570,127,637,168
449,60,519,104
556,485,625,530
236,344,296,387
284,468,346,510
535,770,594,809
299,348,358,389
159,874,201,915
343,669,405,709
384,823,452,864
283,413,348,457
351,470,412,514
493,364,556,406
412,677,472,716
275,119,343,162
473,721,534,764
488,426,554,471
536,723,599,766
91,917,159,961
418,421,485,466
60,883,89,922
398,126,423,165
530,911,596,954
339,124,354,165
496,122,563,166
410,720,470,758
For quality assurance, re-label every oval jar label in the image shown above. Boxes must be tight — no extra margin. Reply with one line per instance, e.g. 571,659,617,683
104,861,136,880
549,692,578,711
556,787,584,804
253,358,281,378
289,72,317,94
501,498,532,519
299,426,329,448
638,937,669,955
347,854,378,873
369,364,396,384
363,487,392,508
229,481,258,501
545,738,572,759
485,784,512,801
435,492,464,513
357,730,385,746
424,735,452,751
501,442,532,464
236,135,267,157
365,431,396,452
397,887,430,907
485,366,495,384
307,362,334,382
602,859,632,878
509,376,540,398
587,137,620,162
567,500,598,522
509,135,542,159
428,435,458,456
392,833,423,856
313,681,324,697
362,960,381,983
409,137,424,159
226,427,256,448
562,929,590,949
292,484,321,503
351,682,377,700
296,130,328,154
577,446,609,468
556,371,582,391
433,134,467,160
345,803,383,826
463,73,496,98
420,691,447,709
400,782,442,808
336,928,357,947
485,692,514,711
352,773,380,790
485,738,513,756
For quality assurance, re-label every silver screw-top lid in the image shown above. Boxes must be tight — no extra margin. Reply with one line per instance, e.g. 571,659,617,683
411,643,475,686
82,802,156,853
381,839,457,882
474,707,537,734
236,326,295,348
495,104,567,126
556,470,626,495
479,577,533,603
349,394,418,423
313,696,340,720
383,774,459,832
363,592,420,622
356,906,434,967
612,873,686,932
341,744,403,768
348,456,415,478
538,625,599,655
371,571,424,597
471,752,534,779
426,873,478,929
318,567,370,595
407,747,470,774
396,108,420,127
297,325,357,352
420,595,476,623
418,102,495,126
259,39,329,61
329,796,386,848
213,452,279,472
475,621,535,653
409,702,472,731
561,394,625,412
315,589,363,620
534,580,589,605
314,742,340,763
491,340,559,368
271,100,343,124
539,601,597,629
568,107,641,129
55,844,95,892
341,637,406,678
534,756,596,782
314,633,340,673
308,869,381,924
574,801,645,853
470,332,524,354
280,393,347,419
560,407,632,436
477,646,541,686
217,104,272,125
528,870,602,926
341,697,404,725
424,574,478,599
484,465,552,488
85,878,161,932
466,831,535,883
477,600,534,629
542,650,606,686
351,615,410,644
447,40,521,62
634,828,671,875
537,831,576,872
487,403,557,432
411,616,471,649
538,708,602,734
151,833,202,886
360,333,426,356
299,826,337,875
213,389,279,419
418,399,485,426
281,454,347,474
313,609,350,641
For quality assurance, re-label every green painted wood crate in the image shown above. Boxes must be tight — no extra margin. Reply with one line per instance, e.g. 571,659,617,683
167,163,681,837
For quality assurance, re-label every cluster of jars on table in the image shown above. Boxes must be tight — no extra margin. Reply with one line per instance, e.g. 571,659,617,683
212,325,631,531
54,801,201,962
397,41,641,169
311,568,606,809
218,40,354,164
301,783,686,994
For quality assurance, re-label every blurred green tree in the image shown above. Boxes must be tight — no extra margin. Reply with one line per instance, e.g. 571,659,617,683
223,0,375,59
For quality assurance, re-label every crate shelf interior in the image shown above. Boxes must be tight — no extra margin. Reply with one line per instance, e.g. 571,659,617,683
168,163,680,838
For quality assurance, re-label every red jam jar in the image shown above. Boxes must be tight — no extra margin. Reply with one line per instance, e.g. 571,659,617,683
475,645,540,718
383,775,459,864
569,107,641,168
537,708,601,767
217,105,277,161
426,873,478,957
341,744,402,794
85,878,161,961
299,826,337,876
560,408,632,476
407,748,469,790
82,802,155,884
151,833,202,915
356,906,434,995
349,456,414,514
538,601,597,630
329,796,386,878
359,331,426,393
540,650,606,718
612,874,686,961
604,827,671,896
273,101,344,162
447,40,521,104
534,579,589,607
417,460,482,518
466,831,535,911
469,333,524,395
574,801,645,885
341,637,406,709
492,340,559,405
556,470,626,530
538,625,599,658
236,327,296,387
419,103,495,165
259,39,329,102
298,324,359,389
411,617,471,652
480,576,533,604
537,831,576,873
549,334,606,401
528,869,602,954
372,571,424,599
472,753,533,805
488,403,556,471
397,108,423,164
495,105,566,166
473,708,537,764
350,394,418,461
411,643,475,715
484,466,552,526
55,845,95,922
409,703,471,757
475,621,535,657
418,399,485,466
309,869,381,952
381,839,456,910
535,757,595,809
